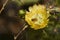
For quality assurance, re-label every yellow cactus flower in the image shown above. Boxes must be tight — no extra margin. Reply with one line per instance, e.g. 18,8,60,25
25,4,50,30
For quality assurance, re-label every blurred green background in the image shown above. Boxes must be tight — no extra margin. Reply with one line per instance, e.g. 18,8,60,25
16,0,60,40
7,0,60,40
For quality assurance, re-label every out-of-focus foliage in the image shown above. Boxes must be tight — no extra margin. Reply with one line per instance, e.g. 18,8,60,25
8,0,60,40
56,0,60,6
12,0,39,6
18,0,60,40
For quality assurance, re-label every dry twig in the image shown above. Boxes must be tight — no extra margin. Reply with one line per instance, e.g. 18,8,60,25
0,0,8,14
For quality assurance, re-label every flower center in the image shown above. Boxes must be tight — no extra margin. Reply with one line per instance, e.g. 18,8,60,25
32,18,37,22
31,13,43,25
